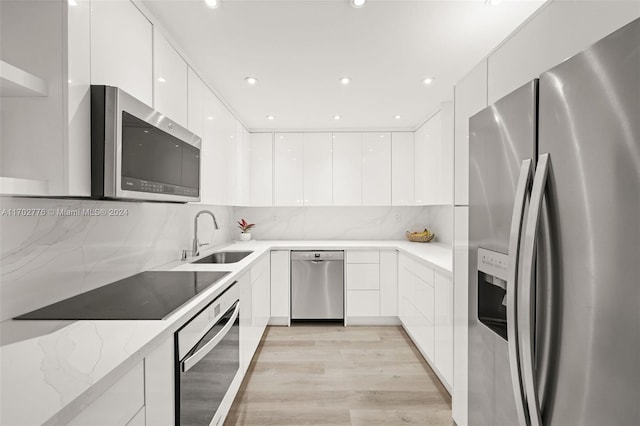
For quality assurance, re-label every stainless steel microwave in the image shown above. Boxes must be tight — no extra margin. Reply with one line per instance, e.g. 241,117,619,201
91,85,201,202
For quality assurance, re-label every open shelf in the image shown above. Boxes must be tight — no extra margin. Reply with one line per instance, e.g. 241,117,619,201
0,177,49,196
0,60,48,97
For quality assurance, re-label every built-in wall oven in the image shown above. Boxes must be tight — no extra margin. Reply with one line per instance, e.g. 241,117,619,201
175,281,240,426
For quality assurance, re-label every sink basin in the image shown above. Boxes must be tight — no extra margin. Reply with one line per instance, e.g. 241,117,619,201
192,251,253,264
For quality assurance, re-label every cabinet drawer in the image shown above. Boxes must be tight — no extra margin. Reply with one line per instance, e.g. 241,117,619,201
347,290,380,316
68,362,144,426
347,264,380,290
346,250,379,264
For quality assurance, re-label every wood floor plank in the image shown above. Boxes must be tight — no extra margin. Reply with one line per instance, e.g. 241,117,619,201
225,325,452,426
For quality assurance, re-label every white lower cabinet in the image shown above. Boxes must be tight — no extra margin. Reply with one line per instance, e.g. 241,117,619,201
68,362,144,426
269,250,290,325
144,337,174,425
398,253,453,390
345,249,397,322
434,272,454,386
240,253,271,372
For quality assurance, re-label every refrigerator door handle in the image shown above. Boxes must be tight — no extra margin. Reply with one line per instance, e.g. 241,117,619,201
521,153,551,426
507,158,533,426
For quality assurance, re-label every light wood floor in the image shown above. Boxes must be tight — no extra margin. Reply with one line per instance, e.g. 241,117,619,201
225,325,452,426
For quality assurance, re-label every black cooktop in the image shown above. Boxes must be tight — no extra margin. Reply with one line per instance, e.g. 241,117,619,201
14,271,231,320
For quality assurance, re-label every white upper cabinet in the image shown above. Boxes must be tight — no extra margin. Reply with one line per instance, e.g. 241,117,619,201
187,67,205,137
332,133,362,206
153,27,188,128
362,132,391,206
454,61,487,206
391,132,415,206
414,103,454,205
235,123,250,206
274,133,304,206
414,115,436,205
201,90,228,205
91,0,152,106
249,133,273,206
303,133,333,206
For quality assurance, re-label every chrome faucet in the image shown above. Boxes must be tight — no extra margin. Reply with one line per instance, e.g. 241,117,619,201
192,210,219,256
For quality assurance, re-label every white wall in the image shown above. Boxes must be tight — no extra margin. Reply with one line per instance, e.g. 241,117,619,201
233,206,452,244
0,198,234,321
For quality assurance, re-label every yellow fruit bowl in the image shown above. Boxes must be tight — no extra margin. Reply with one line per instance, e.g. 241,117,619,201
406,231,435,243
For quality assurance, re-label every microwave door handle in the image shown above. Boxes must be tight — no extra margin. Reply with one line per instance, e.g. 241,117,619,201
507,158,533,426
181,301,240,373
521,153,551,426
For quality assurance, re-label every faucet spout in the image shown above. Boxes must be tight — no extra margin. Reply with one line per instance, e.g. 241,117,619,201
193,210,219,256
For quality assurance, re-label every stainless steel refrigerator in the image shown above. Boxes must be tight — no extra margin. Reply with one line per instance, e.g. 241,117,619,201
468,18,639,426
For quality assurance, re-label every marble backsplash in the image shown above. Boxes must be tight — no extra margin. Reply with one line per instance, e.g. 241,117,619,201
0,197,234,321
233,206,453,244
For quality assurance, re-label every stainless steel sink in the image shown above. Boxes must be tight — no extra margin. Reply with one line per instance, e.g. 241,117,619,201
192,251,253,264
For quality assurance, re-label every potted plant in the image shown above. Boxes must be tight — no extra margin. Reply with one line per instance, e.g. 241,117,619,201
237,218,255,241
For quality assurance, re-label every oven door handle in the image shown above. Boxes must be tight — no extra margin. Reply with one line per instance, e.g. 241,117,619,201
181,300,240,373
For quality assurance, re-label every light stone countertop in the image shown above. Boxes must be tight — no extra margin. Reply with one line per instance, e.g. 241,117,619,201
0,240,451,425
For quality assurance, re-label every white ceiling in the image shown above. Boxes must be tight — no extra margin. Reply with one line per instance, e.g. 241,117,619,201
142,0,545,131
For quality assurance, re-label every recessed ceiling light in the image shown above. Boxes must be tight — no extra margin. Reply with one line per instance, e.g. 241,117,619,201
340,77,351,85
423,77,434,85
204,0,219,9
207,116,214,120
351,0,366,8
394,115,401,120
267,115,275,120
245,76,258,85
157,77,166,83
333,115,341,120
68,0,78,6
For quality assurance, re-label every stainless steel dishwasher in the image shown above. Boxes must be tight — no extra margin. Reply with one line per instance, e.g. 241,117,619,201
291,251,344,320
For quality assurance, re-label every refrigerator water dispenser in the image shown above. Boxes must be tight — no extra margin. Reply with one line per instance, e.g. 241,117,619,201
477,248,510,340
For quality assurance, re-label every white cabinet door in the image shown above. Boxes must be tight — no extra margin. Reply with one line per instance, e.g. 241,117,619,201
238,271,252,372
346,290,380,317
220,108,238,206
303,133,333,206
332,132,362,206
415,105,453,205
90,0,152,106
454,61,487,206
415,111,441,205
346,264,380,290
435,271,454,387
249,133,273,206
438,102,454,205
201,89,227,205
414,122,429,205
380,250,398,316
362,132,391,206
153,27,188,127
274,133,304,206
392,132,415,206
144,337,174,425
187,67,205,137
234,121,250,206
270,250,290,324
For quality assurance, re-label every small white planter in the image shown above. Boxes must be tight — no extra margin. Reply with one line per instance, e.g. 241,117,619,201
239,232,251,241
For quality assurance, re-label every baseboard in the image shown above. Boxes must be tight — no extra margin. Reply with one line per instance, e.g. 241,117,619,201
345,316,402,326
